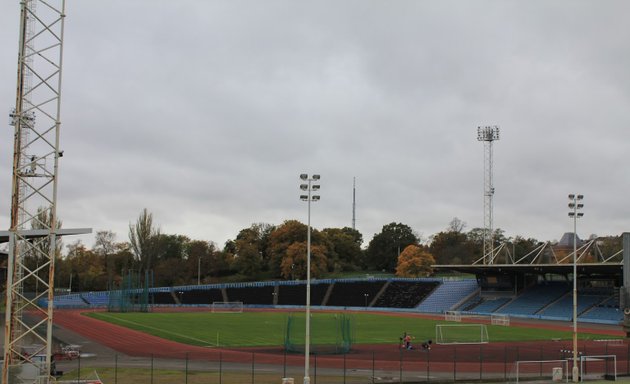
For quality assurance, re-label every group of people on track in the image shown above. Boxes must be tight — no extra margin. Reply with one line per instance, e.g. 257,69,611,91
400,332,432,351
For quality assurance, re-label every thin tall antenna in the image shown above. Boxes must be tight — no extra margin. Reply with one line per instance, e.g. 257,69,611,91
477,125,500,264
352,177,356,230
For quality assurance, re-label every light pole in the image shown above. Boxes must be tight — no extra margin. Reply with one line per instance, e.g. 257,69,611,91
568,193,584,382
300,173,320,384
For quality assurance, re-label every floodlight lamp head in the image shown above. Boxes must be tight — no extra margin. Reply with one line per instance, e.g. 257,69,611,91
569,203,575,209
312,174,320,180
312,185,320,191
577,203,584,209
577,194,584,200
577,212,584,217
300,184,308,190
300,195,308,200
300,174,308,180
312,195,320,201
568,194,575,200
477,125,499,141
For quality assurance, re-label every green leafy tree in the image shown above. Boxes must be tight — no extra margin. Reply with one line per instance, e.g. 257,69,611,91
128,208,161,271
465,227,507,264
322,227,363,272
395,244,435,277
231,242,264,278
186,240,216,284
93,230,117,289
235,223,275,268
597,235,622,261
109,242,135,286
158,234,190,260
429,230,471,265
366,222,419,271
154,257,187,286
65,240,106,291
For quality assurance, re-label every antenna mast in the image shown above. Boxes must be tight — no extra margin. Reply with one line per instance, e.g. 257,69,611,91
477,125,500,265
352,177,356,230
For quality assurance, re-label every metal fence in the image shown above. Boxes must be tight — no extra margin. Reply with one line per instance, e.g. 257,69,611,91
54,341,629,384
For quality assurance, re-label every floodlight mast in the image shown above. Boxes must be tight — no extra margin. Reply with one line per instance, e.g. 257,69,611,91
299,174,320,384
477,125,500,264
568,193,584,382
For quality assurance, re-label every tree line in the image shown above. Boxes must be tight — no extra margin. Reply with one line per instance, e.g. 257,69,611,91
17,209,622,293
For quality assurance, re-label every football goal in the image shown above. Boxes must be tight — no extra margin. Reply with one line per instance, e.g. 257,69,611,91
444,311,462,322
580,355,617,382
211,301,244,313
435,323,489,344
512,359,568,383
491,313,510,326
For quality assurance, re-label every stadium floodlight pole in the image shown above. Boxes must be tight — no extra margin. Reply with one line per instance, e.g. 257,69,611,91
300,173,320,384
568,193,584,382
477,125,500,264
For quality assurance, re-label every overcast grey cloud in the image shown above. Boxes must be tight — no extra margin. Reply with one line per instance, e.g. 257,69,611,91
1,1,629,250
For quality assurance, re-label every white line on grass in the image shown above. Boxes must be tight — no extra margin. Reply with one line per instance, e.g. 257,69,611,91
95,313,216,347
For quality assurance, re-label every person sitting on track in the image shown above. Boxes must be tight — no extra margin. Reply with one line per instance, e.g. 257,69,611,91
403,333,413,350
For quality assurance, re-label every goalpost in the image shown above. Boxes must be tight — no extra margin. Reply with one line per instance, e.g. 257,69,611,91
491,313,510,326
211,301,244,313
444,311,462,322
512,356,617,383
512,360,568,383
435,323,489,344
580,355,617,382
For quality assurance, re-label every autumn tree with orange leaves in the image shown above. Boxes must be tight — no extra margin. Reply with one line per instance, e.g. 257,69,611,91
395,244,435,277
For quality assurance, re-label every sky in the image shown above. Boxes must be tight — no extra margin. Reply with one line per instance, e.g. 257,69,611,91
0,1,629,251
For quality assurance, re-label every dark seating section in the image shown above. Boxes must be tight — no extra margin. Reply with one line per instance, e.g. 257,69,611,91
226,286,275,305
179,288,224,305
374,281,440,308
326,281,386,307
277,283,330,306
151,291,176,305
47,277,624,325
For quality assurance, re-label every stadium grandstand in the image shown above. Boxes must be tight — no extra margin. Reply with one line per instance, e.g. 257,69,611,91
40,232,630,332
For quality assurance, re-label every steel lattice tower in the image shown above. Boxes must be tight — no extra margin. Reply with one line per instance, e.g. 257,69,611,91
2,1,67,382
477,126,499,265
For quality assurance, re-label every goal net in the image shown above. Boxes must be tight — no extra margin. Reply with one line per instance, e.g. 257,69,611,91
511,359,568,383
580,355,617,381
284,312,354,354
491,313,510,326
435,323,489,344
444,311,462,322
211,301,244,313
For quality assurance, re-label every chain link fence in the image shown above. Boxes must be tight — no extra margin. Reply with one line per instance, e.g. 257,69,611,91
53,340,628,383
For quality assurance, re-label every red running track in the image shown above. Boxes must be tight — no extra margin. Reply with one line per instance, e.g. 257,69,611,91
52,308,628,372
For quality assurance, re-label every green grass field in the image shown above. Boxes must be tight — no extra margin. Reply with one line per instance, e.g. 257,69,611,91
86,311,618,348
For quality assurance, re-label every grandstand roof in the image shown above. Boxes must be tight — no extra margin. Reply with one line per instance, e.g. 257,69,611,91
433,262,623,277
